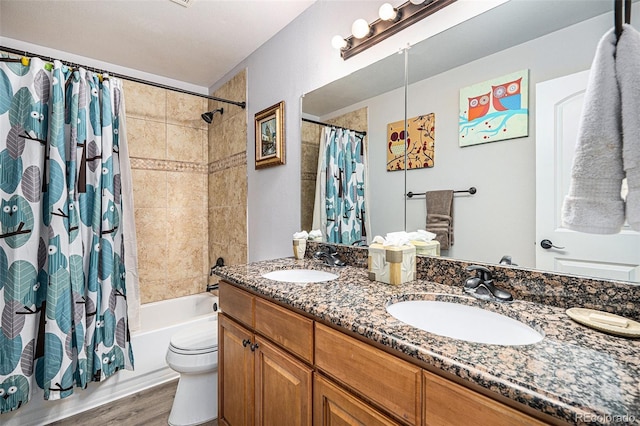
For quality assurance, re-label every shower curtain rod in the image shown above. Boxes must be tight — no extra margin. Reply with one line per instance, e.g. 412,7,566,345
302,117,367,136
0,45,246,109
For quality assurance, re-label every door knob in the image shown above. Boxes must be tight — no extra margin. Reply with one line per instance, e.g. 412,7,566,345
242,339,251,347
540,239,565,250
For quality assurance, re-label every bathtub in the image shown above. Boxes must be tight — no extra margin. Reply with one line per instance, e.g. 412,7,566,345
3,292,219,426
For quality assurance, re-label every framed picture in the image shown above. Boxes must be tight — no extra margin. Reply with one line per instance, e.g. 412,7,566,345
386,113,435,171
459,69,529,147
255,101,285,169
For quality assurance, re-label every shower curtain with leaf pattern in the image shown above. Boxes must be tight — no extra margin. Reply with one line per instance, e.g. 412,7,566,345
312,126,370,245
0,57,135,414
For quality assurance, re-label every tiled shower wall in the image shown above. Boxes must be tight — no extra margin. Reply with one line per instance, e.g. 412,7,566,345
208,71,248,283
300,121,321,232
123,70,247,303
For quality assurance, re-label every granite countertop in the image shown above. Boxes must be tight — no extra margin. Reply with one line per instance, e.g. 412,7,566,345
215,257,640,425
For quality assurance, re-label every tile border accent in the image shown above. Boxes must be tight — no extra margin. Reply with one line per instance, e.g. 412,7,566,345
208,152,247,173
130,157,207,173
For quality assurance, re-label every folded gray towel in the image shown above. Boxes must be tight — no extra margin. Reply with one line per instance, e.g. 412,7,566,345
616,24,640,231
561,28,625,234
426,190,454,249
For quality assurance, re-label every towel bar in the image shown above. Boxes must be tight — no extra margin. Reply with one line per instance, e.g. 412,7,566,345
406,187,476,198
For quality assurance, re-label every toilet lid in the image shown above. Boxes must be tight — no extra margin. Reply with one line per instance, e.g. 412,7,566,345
169,321,218,352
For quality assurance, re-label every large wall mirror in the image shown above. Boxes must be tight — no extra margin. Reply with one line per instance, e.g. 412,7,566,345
301,0,640,284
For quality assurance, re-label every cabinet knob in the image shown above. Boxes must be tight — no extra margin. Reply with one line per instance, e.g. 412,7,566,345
250,342,260,352
242,339,251,347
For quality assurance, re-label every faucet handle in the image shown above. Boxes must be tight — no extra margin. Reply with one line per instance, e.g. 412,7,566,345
466,265,492,282
319,244,338,255
465,265,513,302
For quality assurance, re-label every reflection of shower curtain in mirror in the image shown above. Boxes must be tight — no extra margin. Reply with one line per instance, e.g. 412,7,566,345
0,57,138,413
312,126,369,245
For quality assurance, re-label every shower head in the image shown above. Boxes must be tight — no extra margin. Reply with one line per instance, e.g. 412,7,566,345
201,107,224,124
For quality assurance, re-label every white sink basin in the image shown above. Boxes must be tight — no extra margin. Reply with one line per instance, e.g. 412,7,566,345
386,300,543,346
262,269,338,283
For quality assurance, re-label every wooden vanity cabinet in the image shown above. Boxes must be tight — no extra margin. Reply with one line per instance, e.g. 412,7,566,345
218,282,313,426
219,281,551,426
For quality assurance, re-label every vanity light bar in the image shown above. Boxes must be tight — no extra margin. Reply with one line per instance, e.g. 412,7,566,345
339,0,456,60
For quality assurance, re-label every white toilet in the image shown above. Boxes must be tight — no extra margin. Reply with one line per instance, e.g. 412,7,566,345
166,319,219,426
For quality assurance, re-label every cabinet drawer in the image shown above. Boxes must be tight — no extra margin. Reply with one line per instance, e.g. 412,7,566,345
314,374,400,426
423,371,547,426
255,298,314,363
219,281,254,328
315,323,421,425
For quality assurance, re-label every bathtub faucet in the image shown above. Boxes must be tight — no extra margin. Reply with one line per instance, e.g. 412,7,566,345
209,257,225,276
206,283,218,292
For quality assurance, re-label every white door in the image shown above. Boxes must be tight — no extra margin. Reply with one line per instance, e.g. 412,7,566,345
536,70,640,283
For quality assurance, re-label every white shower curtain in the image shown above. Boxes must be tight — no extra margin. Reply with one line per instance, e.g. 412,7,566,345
312,126,370,245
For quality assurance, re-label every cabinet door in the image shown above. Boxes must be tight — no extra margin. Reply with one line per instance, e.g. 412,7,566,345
220,314,255,426
313,374,400,426
254,336,313,426
423,371,547,426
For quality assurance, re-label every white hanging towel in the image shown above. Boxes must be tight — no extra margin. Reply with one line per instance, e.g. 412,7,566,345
561,28,625,234
616,23,640,231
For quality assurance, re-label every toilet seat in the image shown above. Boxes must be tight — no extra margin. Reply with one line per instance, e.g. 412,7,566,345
169,321,218,355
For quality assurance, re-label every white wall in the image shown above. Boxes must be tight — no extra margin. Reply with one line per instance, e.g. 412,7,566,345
210,0,506,262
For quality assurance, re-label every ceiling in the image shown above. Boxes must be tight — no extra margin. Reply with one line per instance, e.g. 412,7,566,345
0,0,315,89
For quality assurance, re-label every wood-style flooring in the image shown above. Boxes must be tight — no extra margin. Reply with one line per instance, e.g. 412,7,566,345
47,380,218,426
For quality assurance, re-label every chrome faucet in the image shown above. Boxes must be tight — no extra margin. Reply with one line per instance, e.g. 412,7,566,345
499,255,517,266
314,244,346,267
464,265,513,302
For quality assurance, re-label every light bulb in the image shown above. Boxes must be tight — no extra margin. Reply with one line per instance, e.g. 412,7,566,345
352,18,370,39
378,3,397,21
409,0,424,4
331,35,348,50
